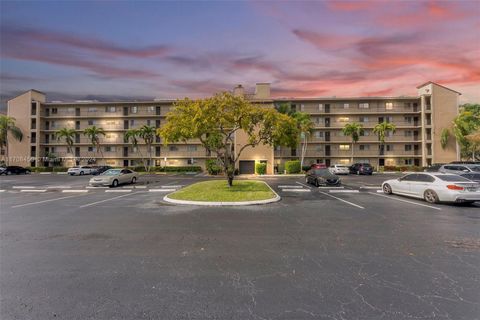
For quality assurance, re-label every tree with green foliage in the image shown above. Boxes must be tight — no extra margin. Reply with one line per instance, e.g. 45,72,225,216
440,128,450,150
55,128,76,154
159,92,299,186
83,126,105,164
138,125,156,172
342,122,364,164
0,115,23,165
373,122,396,157
451,104,480,160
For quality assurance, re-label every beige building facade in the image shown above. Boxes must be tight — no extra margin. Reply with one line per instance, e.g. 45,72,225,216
5,82,460,174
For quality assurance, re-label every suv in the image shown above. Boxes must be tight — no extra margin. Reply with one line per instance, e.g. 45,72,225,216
439,164,480,174
349,163,373,175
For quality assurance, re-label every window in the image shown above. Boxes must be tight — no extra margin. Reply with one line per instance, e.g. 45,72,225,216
405,145,412,151
67,107,74,113
359,103,369,109
385,116,393,123
147,120,151,126
87,120,95,126
417,174,435,182
31,119,36,129
318,104,323,111
88,107,97,112
359,116,369,123
360,130,370,136
404,159,414,165
130,119,135,126
385,102,393,110
147,106,155,113
405,131,413,137
155,146,161,156
386,145,394,151
187,145,197,152
400,174,418,181
300,104,305,111
106,120,116,126
105,146,116,152
169,146,178,152
315,131,323,138
386,131,394,137
339,145,350,151
404,116,412,123
105,106,116,113
51,108,58,114
315,117,322,124
343,103,349,109
130,106,138,114
50,121,56,129
315,146,323,152
359,145,370,151
338,117,350,122
155,120,160,128
187,158,196,165
88,146,94,152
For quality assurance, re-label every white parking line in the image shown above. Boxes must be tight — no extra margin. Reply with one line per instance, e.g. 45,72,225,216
47,186,72,189
11,195,79,208
105,189,132,193
149,189,176,192
318,186,344,189
134,185,147,189
161,185,183,188
0,190,5,192
376,190,383,193
368,192,442,211
281,189,311,192
329,190,359,193
318,191,365,209
360,186,382,189
12,186,35,189
86,186,108,189
62,190,89,193
295,181,312,189
278,185,301,188
79,192,140,208
56,172,68,175
20,189,47,192
39,172,52,175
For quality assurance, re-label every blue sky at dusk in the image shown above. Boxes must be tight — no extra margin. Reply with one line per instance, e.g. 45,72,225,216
1,0,479,109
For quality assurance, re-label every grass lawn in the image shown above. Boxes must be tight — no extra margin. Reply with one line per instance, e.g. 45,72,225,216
168,180,276,202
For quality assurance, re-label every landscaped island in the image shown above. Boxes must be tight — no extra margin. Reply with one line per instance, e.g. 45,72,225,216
164,180,279,205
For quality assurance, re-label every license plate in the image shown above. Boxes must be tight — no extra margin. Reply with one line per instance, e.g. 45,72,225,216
466,187,477,192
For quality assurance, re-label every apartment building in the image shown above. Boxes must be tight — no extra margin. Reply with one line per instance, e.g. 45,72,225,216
5,81,460,174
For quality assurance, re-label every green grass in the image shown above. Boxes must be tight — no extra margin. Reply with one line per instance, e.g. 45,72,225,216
168,180,276,202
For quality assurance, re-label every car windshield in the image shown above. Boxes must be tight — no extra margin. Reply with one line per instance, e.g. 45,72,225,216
462,173,480,179
469,166,480,172
362,164,372,167
436,175,470,182
101,169,121,176
314,169,334,176
336,165,348,168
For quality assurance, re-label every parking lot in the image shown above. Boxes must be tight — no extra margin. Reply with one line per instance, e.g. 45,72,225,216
1,173,479,319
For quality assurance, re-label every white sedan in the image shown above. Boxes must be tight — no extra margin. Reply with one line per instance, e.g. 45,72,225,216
68,166,94,176
89,168,138,187
329,164,350,175
382,172,480,204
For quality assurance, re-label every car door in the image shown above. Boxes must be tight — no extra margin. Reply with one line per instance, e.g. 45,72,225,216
408,174,435,198
395,174,417,195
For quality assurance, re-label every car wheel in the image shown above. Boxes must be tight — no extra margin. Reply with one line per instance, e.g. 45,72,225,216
383,183,392,194
305,177,309,184
79,171,84,175
131,177,136,184
314,179,320,187
111,179,119,188
6,170,11,175
25,170,31,174
356,171,360,175
424,189,439,204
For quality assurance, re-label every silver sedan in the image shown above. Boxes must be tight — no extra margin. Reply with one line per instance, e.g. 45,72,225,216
89,168,138,187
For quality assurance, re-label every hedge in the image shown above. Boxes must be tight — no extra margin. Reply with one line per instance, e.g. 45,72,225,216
255,162,267,175
206,159,222,175
27,167,68,172
285,160,301,174
383,165,425,172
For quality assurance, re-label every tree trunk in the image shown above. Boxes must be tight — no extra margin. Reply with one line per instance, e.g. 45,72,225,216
351,141,354,164
5,140,9,166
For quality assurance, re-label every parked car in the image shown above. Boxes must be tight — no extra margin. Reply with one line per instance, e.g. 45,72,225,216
91,166,112,175
306,168,341,187
349,163,373,175
310,163,327,169
89,168,138,187
459,173,480,183
68,166,94,176
382,172,480,204
0,166,31,175
329,164,350,175
424,163,445,172
438,164,480,174
450,161,480,165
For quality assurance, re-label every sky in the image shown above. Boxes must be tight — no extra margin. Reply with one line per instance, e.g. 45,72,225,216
0,0,479,110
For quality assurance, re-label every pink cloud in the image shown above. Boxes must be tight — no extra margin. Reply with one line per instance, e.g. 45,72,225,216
326,1,375,11
292,29,359,50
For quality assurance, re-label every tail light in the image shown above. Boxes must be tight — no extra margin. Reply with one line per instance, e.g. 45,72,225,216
447,185,464,190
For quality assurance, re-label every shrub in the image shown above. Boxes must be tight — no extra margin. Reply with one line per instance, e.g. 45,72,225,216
255,162,267,175
383,165,425,172
27,167,68,172
285,160,301,174
206,159,222,175
163,166,202,172
301,165,311,172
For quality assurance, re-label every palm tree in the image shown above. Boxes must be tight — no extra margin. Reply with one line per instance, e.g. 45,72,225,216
0,115,23,165
373,122,396,158
342,122,364,164
440,128,450,150
125,128,143,168
55,128,76,154
83,126,105,164
292,112,314,167
138,125,156,172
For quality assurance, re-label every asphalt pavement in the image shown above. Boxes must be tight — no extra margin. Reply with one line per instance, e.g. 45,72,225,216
1,173,479,319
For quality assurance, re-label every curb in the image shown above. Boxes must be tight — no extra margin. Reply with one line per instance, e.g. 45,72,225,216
162,181,281,206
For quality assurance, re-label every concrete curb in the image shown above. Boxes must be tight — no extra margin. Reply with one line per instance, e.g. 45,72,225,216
163,181,281,206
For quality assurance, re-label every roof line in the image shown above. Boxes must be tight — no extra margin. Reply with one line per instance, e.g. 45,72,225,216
416,81,461,95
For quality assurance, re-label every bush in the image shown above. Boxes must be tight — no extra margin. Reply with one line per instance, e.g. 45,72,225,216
285,160,301,174
27,167,68,172
163,166,202,172
301,165,311,172
383,165,425,172
206,159,222,175
255,162,267,175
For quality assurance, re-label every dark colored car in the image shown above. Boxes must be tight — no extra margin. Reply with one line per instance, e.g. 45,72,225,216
0,166,31,175
305,168,341,187
92,166,113,175
424,163,445,172
349,163,373,175
459,173,480,183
